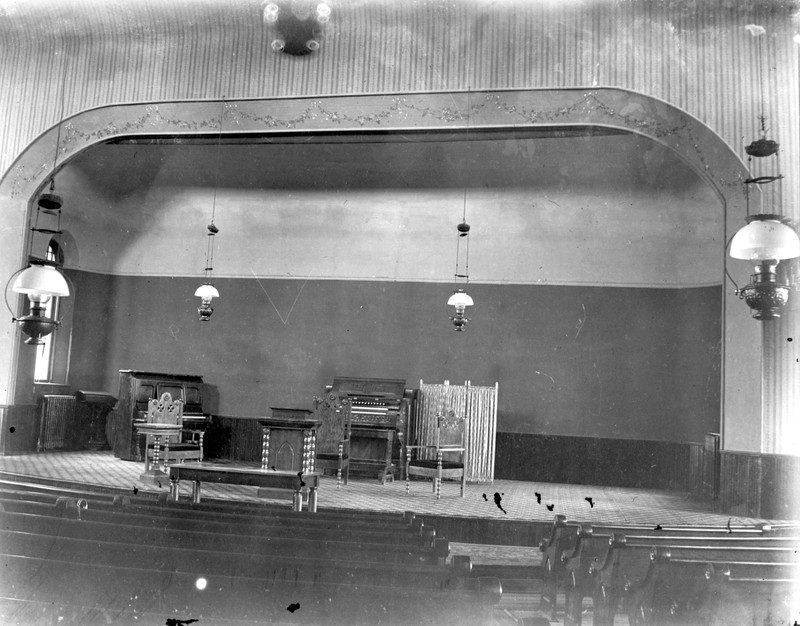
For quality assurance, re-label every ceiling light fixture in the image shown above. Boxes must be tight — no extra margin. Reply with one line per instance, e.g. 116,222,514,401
728,25,800,321
6,61,70,345
195,101,224,321
263,1,331,55
447,91,477,331
448,191,474,331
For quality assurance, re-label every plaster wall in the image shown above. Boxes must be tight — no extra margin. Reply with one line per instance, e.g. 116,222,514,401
0,0,797,452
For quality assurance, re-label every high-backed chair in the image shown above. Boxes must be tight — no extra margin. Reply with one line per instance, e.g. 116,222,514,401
406,409,466,499
144,392,203,471
313,392,351,488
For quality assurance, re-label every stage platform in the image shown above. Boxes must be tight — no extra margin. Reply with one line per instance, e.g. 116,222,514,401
0,450,781,626
0,450,769,530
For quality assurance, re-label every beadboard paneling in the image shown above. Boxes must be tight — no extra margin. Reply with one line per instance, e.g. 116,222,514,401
719,450,800,519
495,431,692,491
0,0,797,214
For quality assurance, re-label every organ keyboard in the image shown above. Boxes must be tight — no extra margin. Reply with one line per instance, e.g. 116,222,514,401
325,377,416,482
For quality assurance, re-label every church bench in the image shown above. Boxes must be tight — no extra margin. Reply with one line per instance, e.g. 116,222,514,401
0,497,437,550
540,516,776,574
468,563,545,594
547,522,798,624
0,527,471,591
540,514,777,575
130,493,419,524
538,515,775,619
0,509,451,566
0,486,422,535
0,480,141,504
0,597,254,626
645,543,800,563
1,552,503,626
0,492,423,540
0,493,424,533
624,548,800,626
113,496,420,532
540,514,775,559
570,535,800,626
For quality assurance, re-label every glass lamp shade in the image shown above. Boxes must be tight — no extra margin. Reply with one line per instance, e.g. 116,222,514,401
730,217,800,261
12,264,70,299
447,290,474,308
194,284,220,301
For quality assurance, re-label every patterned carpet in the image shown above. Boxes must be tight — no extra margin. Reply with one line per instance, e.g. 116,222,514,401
0,450,768,526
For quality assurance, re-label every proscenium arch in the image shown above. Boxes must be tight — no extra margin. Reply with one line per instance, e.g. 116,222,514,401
0,87,758,446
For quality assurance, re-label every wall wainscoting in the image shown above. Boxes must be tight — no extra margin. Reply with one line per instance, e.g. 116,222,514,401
718,450,800,520
0,404,38,456
494,431,692,491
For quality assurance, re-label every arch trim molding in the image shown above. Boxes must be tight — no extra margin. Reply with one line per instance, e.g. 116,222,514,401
0,87,758,444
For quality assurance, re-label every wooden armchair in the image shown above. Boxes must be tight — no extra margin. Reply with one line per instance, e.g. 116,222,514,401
406,408,466,499
313,392,351,488
144,392,203,471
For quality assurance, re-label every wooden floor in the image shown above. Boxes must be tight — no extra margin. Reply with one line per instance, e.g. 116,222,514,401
0,450,778,626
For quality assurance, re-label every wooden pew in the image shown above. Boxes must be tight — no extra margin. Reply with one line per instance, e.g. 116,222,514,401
0,495,434,542
0,507,450,566
0,484,422,530
1,473,414,522
585,535,800,626
1,527,471,590
549,521,797,625
2,552,503,625
0,499,503,623
624,548,800,626
0,493,424,543
0,476,507,624
538,514,776,620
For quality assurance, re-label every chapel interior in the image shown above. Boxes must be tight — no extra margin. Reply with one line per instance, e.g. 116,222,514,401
0,1,798,625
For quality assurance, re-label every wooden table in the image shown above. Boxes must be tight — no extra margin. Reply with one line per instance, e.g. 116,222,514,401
135,423,182,484
169,462,320,511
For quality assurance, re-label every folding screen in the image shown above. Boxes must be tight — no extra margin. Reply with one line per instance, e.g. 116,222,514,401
414,380,498,483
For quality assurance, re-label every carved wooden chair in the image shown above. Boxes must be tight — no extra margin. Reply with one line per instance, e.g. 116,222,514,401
406,408,466,499
144,392,203,471
313,392,351,488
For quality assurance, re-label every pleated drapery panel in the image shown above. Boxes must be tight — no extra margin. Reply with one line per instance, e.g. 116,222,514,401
465,382,499,484
415,380,498,483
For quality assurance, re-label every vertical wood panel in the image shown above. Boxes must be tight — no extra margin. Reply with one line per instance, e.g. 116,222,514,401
688,441,704,494
720,450,800,520
1,1,797,194
0,404,38,455
494,432,691,491
720,450,761,517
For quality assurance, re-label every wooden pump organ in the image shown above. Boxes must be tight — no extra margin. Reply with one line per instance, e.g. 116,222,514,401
325,377,416,483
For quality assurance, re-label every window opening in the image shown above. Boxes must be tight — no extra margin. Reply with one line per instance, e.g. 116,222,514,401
33,240,61,382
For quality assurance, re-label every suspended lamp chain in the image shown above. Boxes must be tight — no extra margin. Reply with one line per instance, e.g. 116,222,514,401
202,100,225,282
